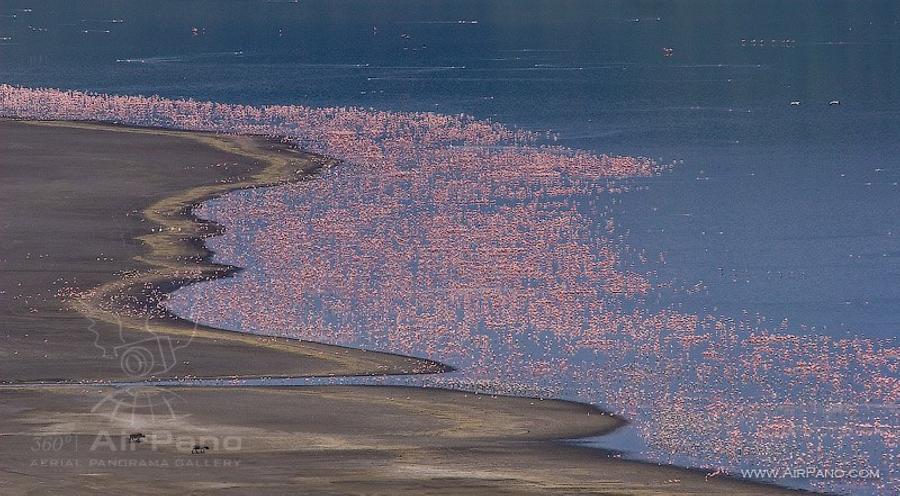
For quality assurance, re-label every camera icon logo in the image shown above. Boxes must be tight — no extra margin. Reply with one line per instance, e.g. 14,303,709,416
114,335,180,377
87,313,196,379
86,312,198,424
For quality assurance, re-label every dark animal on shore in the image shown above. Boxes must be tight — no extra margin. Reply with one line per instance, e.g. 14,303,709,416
128,433,145,443
191,445,211,454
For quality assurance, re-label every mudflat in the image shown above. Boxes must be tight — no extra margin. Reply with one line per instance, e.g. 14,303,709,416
0,120,803,495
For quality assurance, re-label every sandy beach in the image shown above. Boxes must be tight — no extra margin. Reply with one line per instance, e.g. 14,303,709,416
0,119,443,383
0,119,807,495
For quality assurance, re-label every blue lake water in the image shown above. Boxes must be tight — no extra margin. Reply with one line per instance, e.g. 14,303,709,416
3,1,898,342
2,1,898,493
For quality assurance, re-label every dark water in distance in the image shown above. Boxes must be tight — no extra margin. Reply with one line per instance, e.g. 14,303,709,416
2,1,898,493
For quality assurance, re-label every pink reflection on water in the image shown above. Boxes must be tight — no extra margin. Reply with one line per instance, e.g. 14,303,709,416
1,85,896,495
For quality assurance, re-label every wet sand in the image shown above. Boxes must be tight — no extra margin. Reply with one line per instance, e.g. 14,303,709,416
0,120,806,494
0,119,443,382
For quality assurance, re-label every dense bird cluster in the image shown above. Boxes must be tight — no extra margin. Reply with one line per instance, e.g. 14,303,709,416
174,167,897,494
0,84,655,179
1,85,895,495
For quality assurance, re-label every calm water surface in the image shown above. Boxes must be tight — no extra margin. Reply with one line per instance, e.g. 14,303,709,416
2,1,898,494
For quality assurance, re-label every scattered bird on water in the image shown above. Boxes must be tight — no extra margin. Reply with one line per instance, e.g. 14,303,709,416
790,101,801,106
829,100,840,106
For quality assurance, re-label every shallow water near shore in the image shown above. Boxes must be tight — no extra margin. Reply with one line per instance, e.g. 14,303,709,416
3,1,898,494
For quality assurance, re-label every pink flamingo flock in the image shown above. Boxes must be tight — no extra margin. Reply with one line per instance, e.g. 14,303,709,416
1,85,896,494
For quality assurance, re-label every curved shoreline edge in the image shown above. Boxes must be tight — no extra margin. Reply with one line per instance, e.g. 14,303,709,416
43,119,455,381
1,119,815,495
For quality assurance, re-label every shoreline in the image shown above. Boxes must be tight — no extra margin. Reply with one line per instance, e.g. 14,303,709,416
64,120,455,377
0,119,811,495
3,119,451,384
